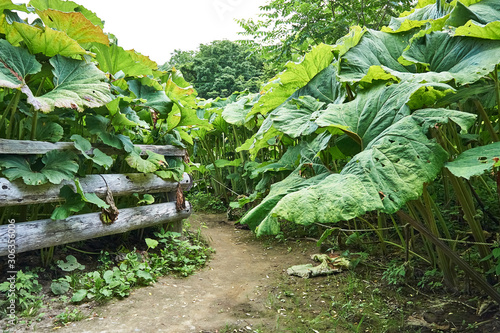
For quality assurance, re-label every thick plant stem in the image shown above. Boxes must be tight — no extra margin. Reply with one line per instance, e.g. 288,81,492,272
494,66,500,125
407,203,437,267
420,188,457,288
397,210,500,304
5,90,22,139
0,92,18,135
446,170,492,276
30,77,46,141
473,100,499,142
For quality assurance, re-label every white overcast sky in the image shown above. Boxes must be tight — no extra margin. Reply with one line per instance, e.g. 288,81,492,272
22,0,269,65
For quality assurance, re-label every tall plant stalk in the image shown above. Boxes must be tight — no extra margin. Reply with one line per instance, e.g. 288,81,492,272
446,170,492,276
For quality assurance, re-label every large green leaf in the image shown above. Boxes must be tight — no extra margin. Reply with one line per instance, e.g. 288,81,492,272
40,150,79,184
451,0,500,41
71,134,113,169
399,31,500,85
128,79,172,116
254,116,450,234
0,150,78,185
10,21,89,58
240,171,330,233
382,0,452,33
0,39,41,102
0,156,46,185
0,0,27,14
37,9,109,46
125,148,166,173
445,142,500,179
241,132,332,233
447,0,500,27
249,43,334,117
454,20,500,40
35,55,113,112
411,108,477,133
270,96,325,139
252,144,302,176
238,65,346,157
29,0,104,28
288,65,346,105
315,82,453,149
221,93,260,127
92,43,154,77
155,157,185,181
339,28,500,86
337,29,416,83
74,178,109,209
51,185,85,220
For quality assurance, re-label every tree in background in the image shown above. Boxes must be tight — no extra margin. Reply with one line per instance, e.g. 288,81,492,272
165,40,265,99
237,0,413,66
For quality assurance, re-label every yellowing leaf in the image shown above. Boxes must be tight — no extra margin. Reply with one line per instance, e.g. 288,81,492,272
37,9,109,46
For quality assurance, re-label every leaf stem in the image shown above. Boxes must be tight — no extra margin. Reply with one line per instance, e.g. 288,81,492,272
5,90,22,139
474,100,499,142
397,210,500,304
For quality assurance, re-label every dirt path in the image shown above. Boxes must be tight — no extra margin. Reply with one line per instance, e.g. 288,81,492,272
57,213,316,333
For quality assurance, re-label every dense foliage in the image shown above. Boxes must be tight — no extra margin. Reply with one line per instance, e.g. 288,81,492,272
166,40,265,99
2,0,500,321
0,0,211,221
186,0,500,301
237,0,413,65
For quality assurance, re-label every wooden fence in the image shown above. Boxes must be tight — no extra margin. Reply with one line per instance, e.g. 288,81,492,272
0,139,193,256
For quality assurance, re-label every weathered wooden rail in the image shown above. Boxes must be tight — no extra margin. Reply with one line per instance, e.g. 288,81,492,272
0,139,193,256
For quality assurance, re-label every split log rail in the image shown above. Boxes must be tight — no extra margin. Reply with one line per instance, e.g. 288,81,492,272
0,139,193,256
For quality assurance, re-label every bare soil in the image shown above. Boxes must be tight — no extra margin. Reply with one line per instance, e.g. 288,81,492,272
55,213,319,333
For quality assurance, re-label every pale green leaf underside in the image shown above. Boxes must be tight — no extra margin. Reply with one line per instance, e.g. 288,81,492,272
250,43,334,117
35,55,113,112
256,117,449,233
445,142,500,179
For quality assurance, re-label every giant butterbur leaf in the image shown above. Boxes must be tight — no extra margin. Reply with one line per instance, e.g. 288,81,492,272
41,150,79,184
128,79,172,117
249,43,334,117
250,116,452,234
338,29,416,83
221,93,260,128
51,185,85,220
240,133,332,233
29,0,104,28
399,31,500,85
445,142,500,180
240,172,330,232
10,21,89,57
288,65,346,105
451,0,500,41
339,28,500,86
315,81,453,149
71,134,113,169
0,150,78,185
0,0,27,13
447,0,500,28
37,9,109,46
125,148,166,173
238,73,345,158
35,55,113,112
382,0,453,33
92,43,153,77
0,39,41,106
454,20,500,40
270,96,325,139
